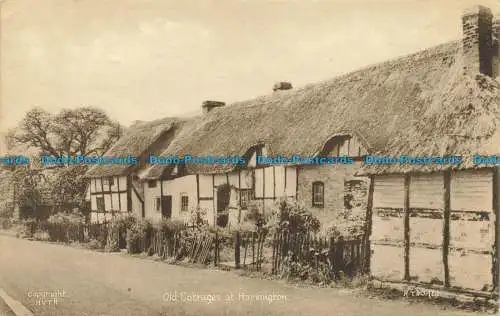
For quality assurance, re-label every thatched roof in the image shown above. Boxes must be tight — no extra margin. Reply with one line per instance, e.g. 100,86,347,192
141,40,499,178
84,117,181,178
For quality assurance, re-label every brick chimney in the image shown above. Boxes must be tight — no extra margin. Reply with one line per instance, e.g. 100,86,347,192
272,82,293,91
492,15,500,77
202,100,225,114
462,5,494,77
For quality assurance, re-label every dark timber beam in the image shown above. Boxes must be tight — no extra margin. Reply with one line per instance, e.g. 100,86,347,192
403,173,411,281
493,167,499,294
364,175,375,274
443,170,451,288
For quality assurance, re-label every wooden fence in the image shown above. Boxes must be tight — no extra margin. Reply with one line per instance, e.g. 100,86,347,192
23,221,110,244
271,229,367,278
147,228,222,264
21,220,368,279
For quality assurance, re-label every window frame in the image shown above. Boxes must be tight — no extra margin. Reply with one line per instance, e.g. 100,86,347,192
312,181,325,208
239,189,254,209
180,193,189,212
96,196,105,212
148,180,157,188
155,197,161,212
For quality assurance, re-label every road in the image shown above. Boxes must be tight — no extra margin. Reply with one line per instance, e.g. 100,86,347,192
0,235,488,316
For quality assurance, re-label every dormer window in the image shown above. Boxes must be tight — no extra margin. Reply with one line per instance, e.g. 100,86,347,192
172,165,178,175
148,180,157,188
320,134,367,159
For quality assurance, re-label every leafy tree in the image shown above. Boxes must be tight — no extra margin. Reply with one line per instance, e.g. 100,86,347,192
8,107,122,157
7,107,123,217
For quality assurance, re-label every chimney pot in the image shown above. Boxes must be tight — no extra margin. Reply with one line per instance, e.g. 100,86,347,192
272,82,293,91
202,100,225,114
462,5,494,77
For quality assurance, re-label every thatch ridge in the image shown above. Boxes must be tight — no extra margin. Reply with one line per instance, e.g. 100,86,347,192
144,40,498,177
85,117,183,177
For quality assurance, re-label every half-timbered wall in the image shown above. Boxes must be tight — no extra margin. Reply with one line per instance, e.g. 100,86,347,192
89,176,128,223
370,169,497,292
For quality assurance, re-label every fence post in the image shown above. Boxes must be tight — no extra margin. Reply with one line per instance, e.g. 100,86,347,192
214,231,219,266
234,230,241,269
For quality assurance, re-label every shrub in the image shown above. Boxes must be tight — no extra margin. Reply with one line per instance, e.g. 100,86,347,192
126,218,153,254
0,218,13,230
268,198,320,234
155,218,185,235
106,214,137,252
188,206,209,228
46,213,86,242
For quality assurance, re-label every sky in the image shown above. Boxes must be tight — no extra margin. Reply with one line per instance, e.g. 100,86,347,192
2,0,500,130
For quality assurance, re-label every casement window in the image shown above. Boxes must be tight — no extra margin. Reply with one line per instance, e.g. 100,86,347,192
96,197,105,212
180,193,189,212
312,181,324,208
154,197,161,212
240,189,254,209
148,180,157,188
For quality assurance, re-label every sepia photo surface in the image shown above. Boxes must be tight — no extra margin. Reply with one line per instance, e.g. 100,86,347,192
0,0,499,315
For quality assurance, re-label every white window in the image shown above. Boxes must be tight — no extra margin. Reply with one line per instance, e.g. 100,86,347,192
312,181,324,208
154,197,161,212
96,197,105,212
240,189,254,209
180,193,189,212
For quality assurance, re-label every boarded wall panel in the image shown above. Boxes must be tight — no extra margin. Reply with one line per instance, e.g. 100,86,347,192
373,175,405,208
228,172,239,188
451,170,492,211
104,195,112,211
410,247,444,284
199,175,213,198
240,170,253,189
371,244,404,281
120,193,127,212
275,166,286,197
410,174,444,209
265,167,274,197
255,169,264,198
112,194,120,211
285,167,297,197
95,178,102,192
91,195,97,211
213,174,227,186
450,219,492,250
371,210,404,243
118,176,127,191
410,217,442,246
448,250,492,291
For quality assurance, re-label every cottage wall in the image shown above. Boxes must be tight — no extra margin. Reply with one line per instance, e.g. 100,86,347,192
370,169,496,292
165,175,198,223
143,180,162,222
89,175,129,223
297,162,366,226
